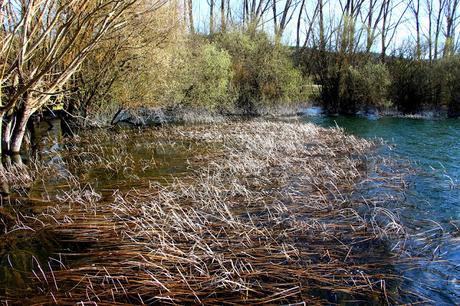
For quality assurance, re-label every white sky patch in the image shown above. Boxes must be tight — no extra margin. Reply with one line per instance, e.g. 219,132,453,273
191,0,457,56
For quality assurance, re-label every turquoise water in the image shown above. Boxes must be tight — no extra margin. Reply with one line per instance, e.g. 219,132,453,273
304,116,460,304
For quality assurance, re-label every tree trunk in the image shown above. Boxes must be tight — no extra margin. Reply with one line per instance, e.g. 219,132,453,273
188,0,194,34
11,153,23,166
210,0,215,34
381,1,388,59
411,0,422,59
296,0,306,48
319,0,325,51
10,106,32,154
366,0,374,53
221,0,226,32
434,0,444,59
243,0,246,25
2,115,13,154
425,0,433,61
443,0,459,58
0,112,3,156
0,154,10,195
272,0,278,37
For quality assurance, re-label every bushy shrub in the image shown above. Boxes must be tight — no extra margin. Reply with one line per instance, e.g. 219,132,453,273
109,30,308,116
387,59,434,113
432,56,460,116
110,37,233,112
214,31,306,113
387,55,460,116
180,40,234,110
109,36,187,110
307,54,391,114
345,62,392,110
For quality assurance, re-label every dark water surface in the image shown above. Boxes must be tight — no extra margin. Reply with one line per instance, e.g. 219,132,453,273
0,121,203,297
304,116,460,305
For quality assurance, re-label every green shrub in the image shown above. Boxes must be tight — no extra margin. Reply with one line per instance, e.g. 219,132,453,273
345,62,392,110
214,31,306,113
435,56,460,116
180,40,234,110
388,55,460,115
388,59,434,113
109,30,308,115
110,37,233,112
307,55,391,114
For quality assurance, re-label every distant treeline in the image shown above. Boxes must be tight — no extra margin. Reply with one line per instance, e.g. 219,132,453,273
294,48,460,116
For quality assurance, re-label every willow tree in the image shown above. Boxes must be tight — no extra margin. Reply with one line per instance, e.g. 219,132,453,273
0,0,136,155
65,0,168,123
0,0,13,156
272,0,296,43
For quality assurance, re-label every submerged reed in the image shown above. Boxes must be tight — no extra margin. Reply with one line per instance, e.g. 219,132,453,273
1,121,428,304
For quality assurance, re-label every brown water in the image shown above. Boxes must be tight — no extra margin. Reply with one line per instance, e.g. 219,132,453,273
1,121,204,300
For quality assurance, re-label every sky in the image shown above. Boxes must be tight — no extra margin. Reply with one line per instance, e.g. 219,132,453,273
190,0,450,55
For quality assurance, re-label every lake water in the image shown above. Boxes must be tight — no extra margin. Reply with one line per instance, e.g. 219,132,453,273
304,116,460,305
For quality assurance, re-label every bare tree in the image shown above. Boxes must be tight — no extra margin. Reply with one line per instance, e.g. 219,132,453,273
273,0,298,43
299,0,322,48
426,0,435,59
0,0,13,155
362,0,387,53
434,0,446,58
296,0,306,48
424,0,446,60
443,0,459,57
70,0,169,123
319,0,326,50
0,0,137,154
241,0,271,30
336,0,365,54
188,0,195,34
409,0,422,59
209,0,215,34
380,0,409,58
221,0,226,31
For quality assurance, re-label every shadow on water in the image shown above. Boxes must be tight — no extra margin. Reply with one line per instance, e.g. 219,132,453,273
0,119,204,299
303,115,460,304
0,224,59,295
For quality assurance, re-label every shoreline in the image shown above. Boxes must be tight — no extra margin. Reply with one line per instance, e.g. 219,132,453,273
36,104,458,134
106,106,459,129
298,106,457,120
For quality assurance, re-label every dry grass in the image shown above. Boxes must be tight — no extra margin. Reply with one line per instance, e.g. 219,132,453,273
1,121,428,304
0,161,34,196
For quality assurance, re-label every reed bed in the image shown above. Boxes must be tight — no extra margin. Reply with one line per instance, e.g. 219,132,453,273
0,162,34,196
1,121,429,304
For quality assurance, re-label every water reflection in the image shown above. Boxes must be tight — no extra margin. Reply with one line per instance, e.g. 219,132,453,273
1,121,202,299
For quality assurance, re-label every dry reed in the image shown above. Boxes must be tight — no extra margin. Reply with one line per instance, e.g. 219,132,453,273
0,121,430,304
